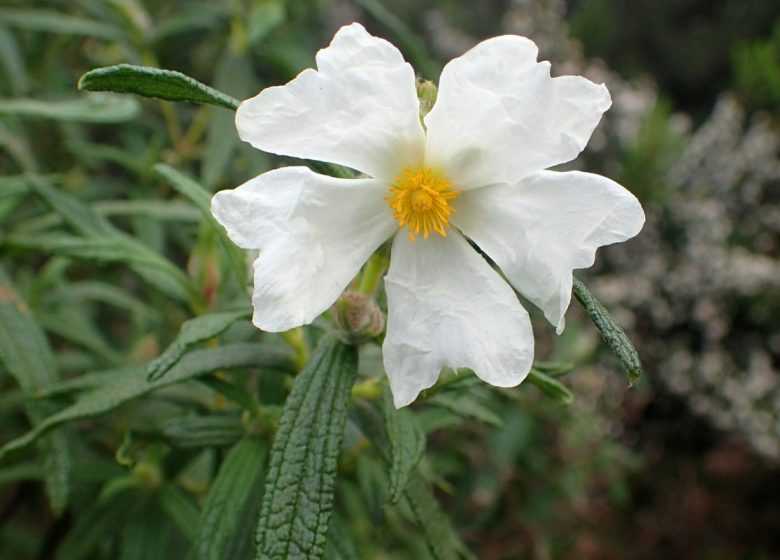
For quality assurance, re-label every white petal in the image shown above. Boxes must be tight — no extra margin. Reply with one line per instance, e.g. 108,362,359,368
424,35,611,190
453,170,645,333
211,167,397,331
382,232,534,407
236,23,424,181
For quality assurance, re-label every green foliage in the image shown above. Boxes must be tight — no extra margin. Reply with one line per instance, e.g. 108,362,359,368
256,336,358,560
196,437,267,560
79,65,241,110
0,2,651,558
732,22,780,112
573,278,643,385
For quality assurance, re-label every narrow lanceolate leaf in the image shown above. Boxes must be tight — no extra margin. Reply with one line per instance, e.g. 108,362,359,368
528,369,574,405
147,309,251,381
0,343,295,460
257,335,358,560
382,393,425,504
0,94,139,123
78,64,240,110
196,438,266,560
153,163,248,285
159,414,245,448
572,278,643,385
0,266,71,514
402,475,473,560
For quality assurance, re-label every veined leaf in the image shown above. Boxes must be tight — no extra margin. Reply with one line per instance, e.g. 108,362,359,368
0,266,71,514
572,278,643,385
159,414,244,448
528,369,574,405
147,308,251,381
256,335,358,560
402,475,473,560
0,343,295,460
382,393,425,504
78,64,240,110
0,94,140,123
196,438,266,560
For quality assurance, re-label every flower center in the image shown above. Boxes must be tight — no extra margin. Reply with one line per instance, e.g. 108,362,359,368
386,167,459,241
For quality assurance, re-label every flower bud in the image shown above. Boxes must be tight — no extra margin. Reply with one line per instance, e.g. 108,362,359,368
332,291,384,344
416,78,437,118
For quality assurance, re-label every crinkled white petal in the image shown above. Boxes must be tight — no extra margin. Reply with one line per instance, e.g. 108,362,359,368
211,167,396,331
424,35,611,190
235,23,424,181
382,232,534,407
454,170,645,333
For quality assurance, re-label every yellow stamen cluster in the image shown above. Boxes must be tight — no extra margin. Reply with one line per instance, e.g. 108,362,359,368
386,167,459,241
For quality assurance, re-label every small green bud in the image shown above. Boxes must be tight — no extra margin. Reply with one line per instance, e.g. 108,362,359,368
332,291,384,345
416,78,437,118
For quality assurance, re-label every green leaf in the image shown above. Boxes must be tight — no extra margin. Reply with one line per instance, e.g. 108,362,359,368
78,64,240,110
157,484,200,542
572,278,643,385
256,335,358,560
0,266,71,515
196,437,266,560
118,499,173,560
201,52,255,188
153,163,248,285
26,175,113,236
382,393,425,504
0,8,125,40
527,369,574,405
0,94,140,123
0,343,295,459
56,488,140,560
159,414,245,448
147,309,251,381
5,233,194,303
0,26,29,95
402,474,473,560
427,391,503,428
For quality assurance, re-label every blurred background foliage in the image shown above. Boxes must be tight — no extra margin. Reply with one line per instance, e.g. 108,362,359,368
0,0,778,559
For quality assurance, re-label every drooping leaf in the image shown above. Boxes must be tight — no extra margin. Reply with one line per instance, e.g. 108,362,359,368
195,437,266,560
78,64,240,110
0,343,295,459
0,266,71,514
572,278,643,385
147,309,251,381
528,369,574,405
382,393,425,504
256,335,358,560
0,94,140,123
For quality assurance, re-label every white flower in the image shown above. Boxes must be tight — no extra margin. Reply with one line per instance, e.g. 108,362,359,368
211,23,645,407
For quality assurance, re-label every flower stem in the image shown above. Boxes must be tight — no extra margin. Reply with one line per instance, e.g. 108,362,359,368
357,252,386,295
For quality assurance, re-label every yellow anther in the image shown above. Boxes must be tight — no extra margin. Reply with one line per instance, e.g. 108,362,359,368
385,168,459,242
